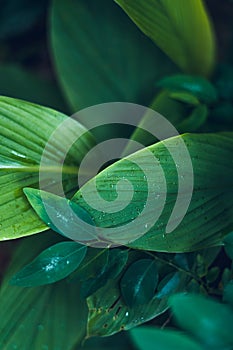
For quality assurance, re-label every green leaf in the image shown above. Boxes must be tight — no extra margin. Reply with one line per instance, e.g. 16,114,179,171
23,188,96,242
73,133,233,252
10,241,87,287
115,0,216,76
169,91,200,106
130,326,204,350
50,0,175,111
70,248,109,282
169,293,233,349
120,259,158,307
223,232,233,259
0,63,68,112
81,249,128,298
0,96,94,240
0,232,88,349
157,75,218,104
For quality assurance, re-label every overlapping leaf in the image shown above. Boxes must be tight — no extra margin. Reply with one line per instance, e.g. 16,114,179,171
50,0,175,111
86,250,190,337
115,0,216,76
72,133,233,252
0,96,94,240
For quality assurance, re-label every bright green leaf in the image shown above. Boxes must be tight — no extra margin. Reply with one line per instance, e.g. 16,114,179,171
0,96,94,240
130,326,204,350
157,75,218,104
73,133,233,252
10,241,87,286
120,259,158,307
50,0,175,111
0,232,88,349
115,0,216,76
169,293,233,349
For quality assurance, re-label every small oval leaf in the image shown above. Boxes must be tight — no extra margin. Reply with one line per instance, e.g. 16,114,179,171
10,241,87,286
120,259,158,307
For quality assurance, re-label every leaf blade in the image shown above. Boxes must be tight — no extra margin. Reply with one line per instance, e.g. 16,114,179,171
10,241,87,286
115,0,216,76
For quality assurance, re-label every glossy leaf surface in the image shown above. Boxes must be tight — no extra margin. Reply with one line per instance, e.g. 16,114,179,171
73,133,233,252
10,241,87,286
120,259,158,307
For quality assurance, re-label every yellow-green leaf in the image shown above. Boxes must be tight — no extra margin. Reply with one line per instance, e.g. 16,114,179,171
0,96,94,240
115,0,216,76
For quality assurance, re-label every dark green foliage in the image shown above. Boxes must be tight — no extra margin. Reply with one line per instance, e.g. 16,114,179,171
0,1,233,349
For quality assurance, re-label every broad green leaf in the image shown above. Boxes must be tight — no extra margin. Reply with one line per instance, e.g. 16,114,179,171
0,64,68,112
223,232,233,259
115,0,216,76
0,96,94,240
0,232,88,349
130,327,204,350
81,249,128,298
73,133,233,252
50,0,175,111
169,293,233,349
10,241,87,287
120,259,158,307
157,75,218,104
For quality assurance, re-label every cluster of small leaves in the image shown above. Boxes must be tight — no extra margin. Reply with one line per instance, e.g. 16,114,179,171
130,232,233,350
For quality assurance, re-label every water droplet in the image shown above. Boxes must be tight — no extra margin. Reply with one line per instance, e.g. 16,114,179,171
144,223,149,229
125,312,129,317
66,260,70,265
